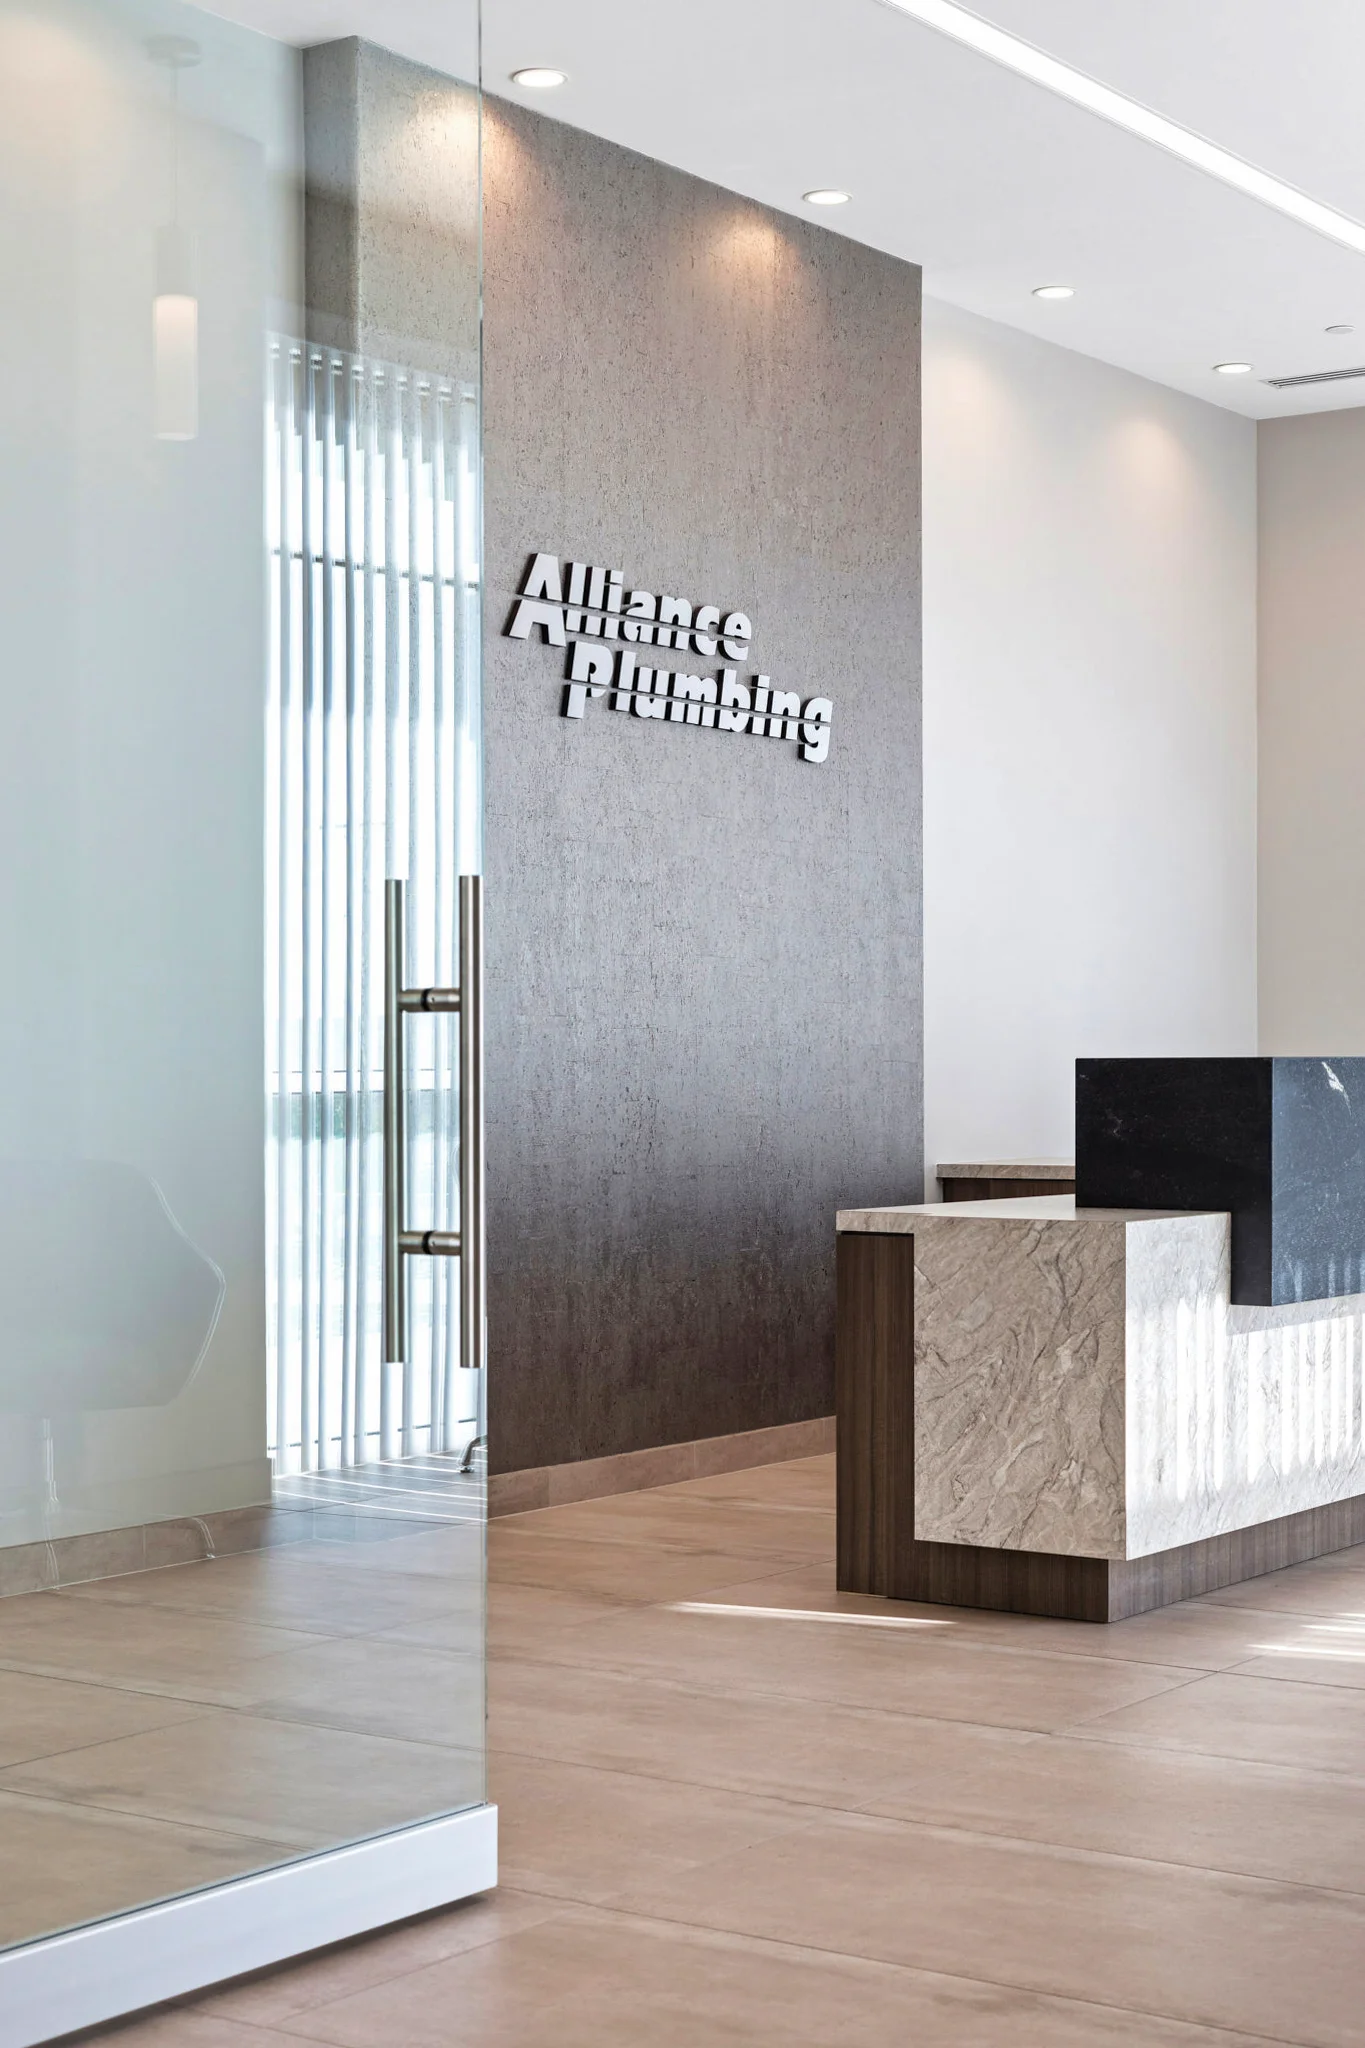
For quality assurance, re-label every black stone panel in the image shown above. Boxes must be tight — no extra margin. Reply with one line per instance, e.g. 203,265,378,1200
1076,1057,1365,1307
1271,1059,1365,1305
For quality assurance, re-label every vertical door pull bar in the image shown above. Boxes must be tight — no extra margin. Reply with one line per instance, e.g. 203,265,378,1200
383,880,485,1416
382,879,412,1370
458,875,486,1471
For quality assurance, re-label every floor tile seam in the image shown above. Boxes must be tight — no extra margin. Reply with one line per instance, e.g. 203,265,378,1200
509,1608,1291,1680
1049,1665,1212,1731
771,1629,1217,1684
52,1588,456,1639
650,1497,837,1517
805,1802,1365,1898
493,1503,825,1538
486,1594,644,1626
0,1672,238,1721
485,1553,815,1595
830,1802,1365,1905
0,1616,342,1668
45,1549,488,1589
0,1769,317,1851
919,1641,1256,1677
523,1604,1243,1684
491,1645,1194,1733
0,1779,290,1853
490,1746,822,1811
215,1697,487,1760
1057,1662,1361,1730
531,1897,1312,2048
0,1692,486,1773
1219,1655,1365,1694
492,1640,1098,1723
648,1487,833,1509
200,1899,574,2025
1032,1718,1365,1789
0,1775,320,1851
48,1587,404,1644
547,1504,838,1530
1192,1594,1365,1620
174,2015,302,2044
492,1532,828,1570
0,1662,214,1705
0,1704,213,1774
47,1617,485,1664
499,1494,832,1524
485,1736,898,1819
229,1633,485,1676
0,1668,370,1724
1047,1722,1365,1787
492,1542,812,1573
871,1635,1219,1683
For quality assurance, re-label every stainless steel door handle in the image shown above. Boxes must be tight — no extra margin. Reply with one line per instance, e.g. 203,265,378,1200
383,876,484,1385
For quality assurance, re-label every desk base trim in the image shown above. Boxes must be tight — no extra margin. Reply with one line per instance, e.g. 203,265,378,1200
859,1495,1365,1621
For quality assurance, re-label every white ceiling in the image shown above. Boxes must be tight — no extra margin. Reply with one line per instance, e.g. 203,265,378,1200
210,0,1365,419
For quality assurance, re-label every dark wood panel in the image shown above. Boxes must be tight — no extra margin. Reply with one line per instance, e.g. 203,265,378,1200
836,1233,914,1597
940,1177,1075,1202
893,1539,1110,1622
873,1497,1365,1622
1108,1494,1365,1619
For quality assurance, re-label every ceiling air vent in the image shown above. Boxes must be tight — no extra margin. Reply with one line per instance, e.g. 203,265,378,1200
1264,365,1365,388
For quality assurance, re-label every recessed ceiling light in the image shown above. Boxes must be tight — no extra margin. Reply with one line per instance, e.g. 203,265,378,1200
511,67,566,90
1032,284,1074,300
803,189,851,206
1213,361,1254,375
1326,323,1356,335
879,0,1365,256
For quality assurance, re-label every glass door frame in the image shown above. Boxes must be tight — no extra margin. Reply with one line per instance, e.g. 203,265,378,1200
0,2,492,2035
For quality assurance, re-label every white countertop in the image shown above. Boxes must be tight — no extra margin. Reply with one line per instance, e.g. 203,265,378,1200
838,1195,1225,1230
936,1160,1075,1180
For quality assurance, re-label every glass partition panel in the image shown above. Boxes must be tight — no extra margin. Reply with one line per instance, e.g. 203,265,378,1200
0,0,484,1962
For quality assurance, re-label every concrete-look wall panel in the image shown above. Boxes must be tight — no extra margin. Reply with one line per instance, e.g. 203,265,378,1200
483,101,922,1474
303,37,478,377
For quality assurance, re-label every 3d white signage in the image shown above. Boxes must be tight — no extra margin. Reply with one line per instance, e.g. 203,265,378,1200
505,552,833,765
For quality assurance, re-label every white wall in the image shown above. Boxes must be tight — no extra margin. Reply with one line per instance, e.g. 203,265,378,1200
1258,407,1365,1054
923,298,1259,1183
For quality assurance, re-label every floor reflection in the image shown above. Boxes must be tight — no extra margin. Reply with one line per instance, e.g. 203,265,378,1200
0,1457,484,1953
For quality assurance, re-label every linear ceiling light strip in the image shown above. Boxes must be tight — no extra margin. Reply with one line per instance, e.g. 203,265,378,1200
878,0,1365,255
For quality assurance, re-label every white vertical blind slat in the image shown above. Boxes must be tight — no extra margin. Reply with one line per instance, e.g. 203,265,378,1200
340,363,360,1470
266,338,477,1476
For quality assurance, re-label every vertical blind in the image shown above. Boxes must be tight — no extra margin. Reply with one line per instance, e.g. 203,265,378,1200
265,336,481,1475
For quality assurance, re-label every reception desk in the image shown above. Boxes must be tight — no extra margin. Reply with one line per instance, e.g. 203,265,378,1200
837,1193,1365,1620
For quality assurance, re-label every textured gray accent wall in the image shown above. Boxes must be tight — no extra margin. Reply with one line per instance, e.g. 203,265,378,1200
302,39,478,378
483,101,923,1475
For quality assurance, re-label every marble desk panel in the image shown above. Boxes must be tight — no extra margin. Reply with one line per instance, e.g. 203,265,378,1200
837,1198,1365,1562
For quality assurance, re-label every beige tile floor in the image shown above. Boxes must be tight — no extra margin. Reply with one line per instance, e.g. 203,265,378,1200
59,1453,1365,2045
0,1496,485,1951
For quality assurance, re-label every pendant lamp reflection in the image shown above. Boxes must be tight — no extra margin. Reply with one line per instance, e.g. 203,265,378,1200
154,223,197,440
148,35,200,442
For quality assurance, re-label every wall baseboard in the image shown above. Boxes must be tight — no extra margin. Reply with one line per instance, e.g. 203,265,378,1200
489,1415,835,1517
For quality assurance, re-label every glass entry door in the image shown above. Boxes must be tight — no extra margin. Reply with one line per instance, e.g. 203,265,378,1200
0,0,487,2004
